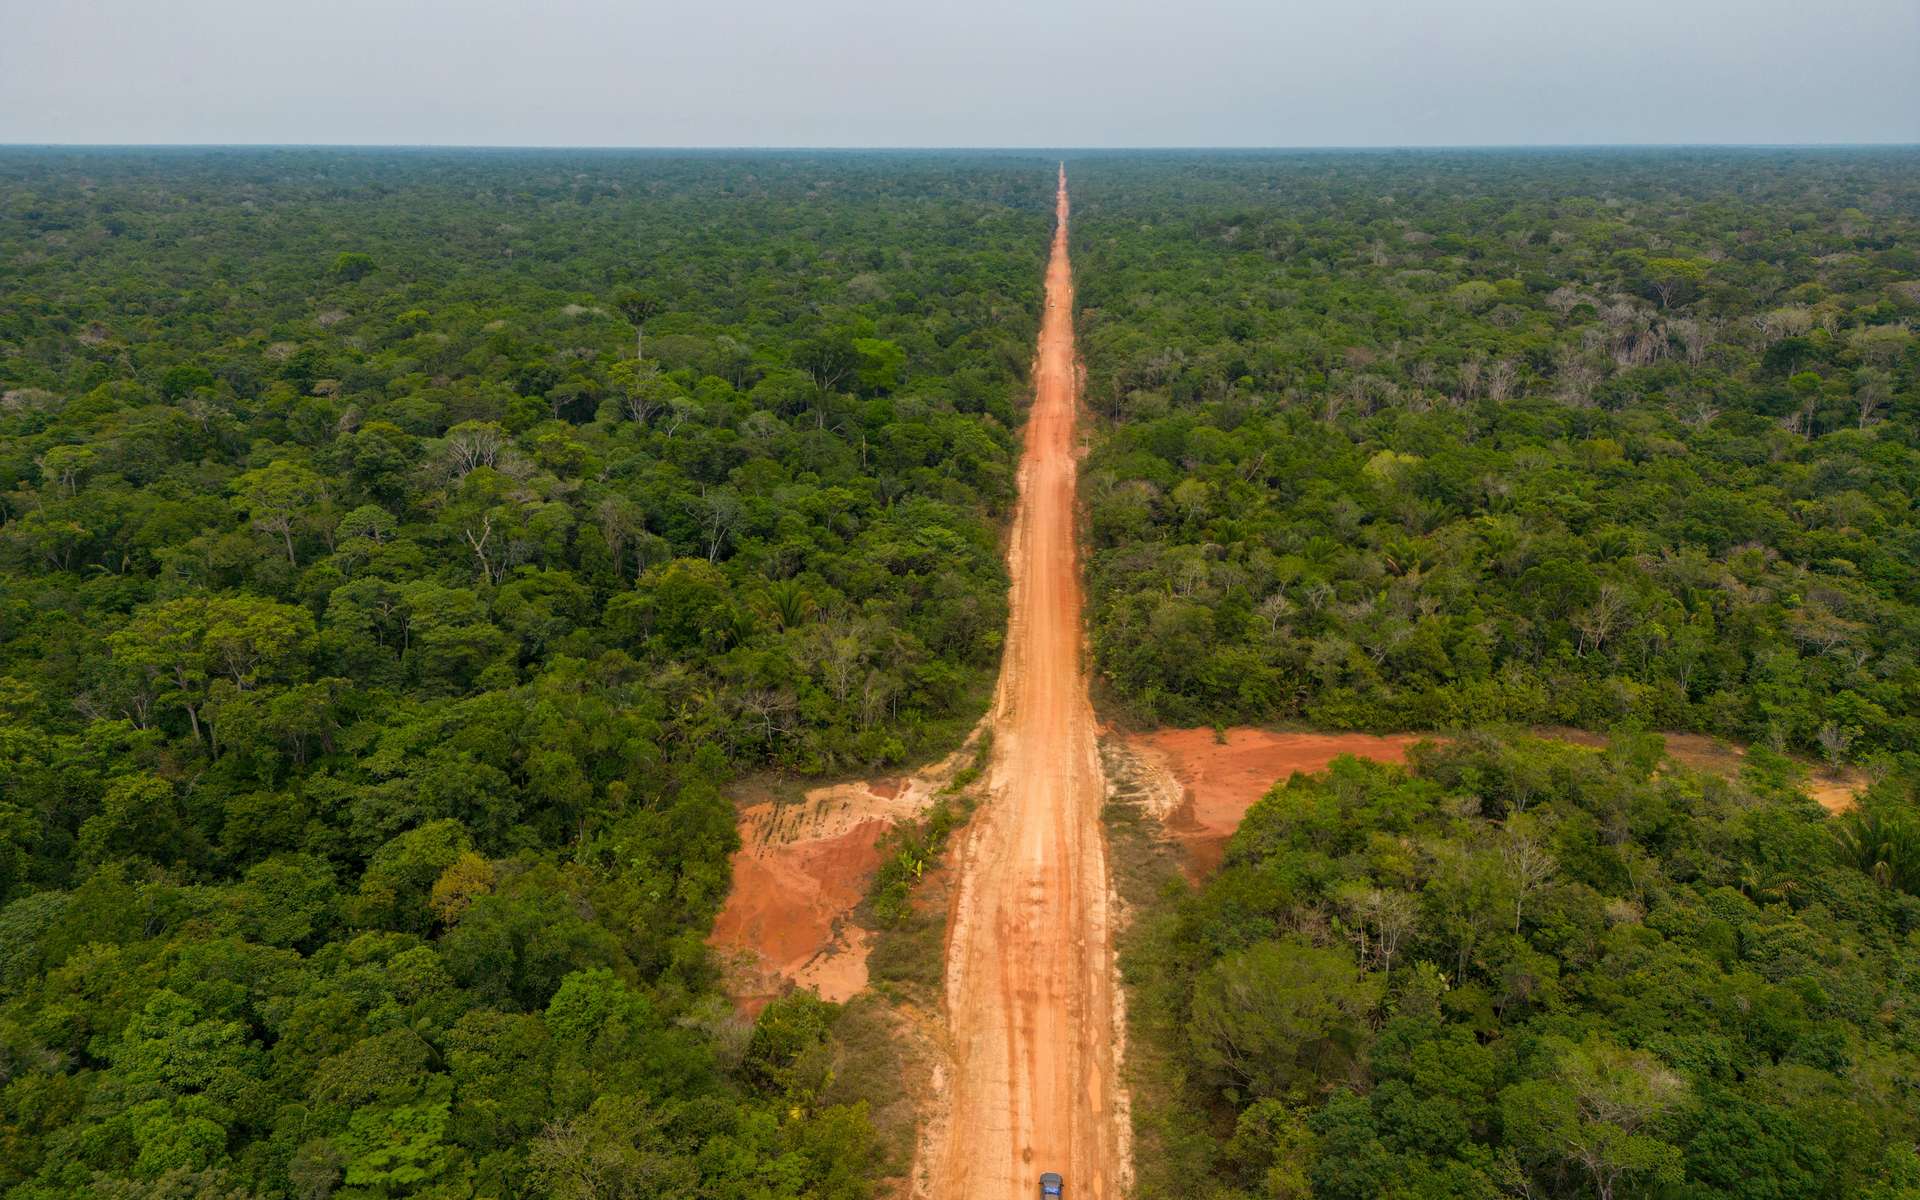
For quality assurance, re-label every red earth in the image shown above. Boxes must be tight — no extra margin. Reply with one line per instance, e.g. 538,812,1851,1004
709,774,937,1015
1124,728,1426,878
925,165,1131,1200
1125,725,1869,882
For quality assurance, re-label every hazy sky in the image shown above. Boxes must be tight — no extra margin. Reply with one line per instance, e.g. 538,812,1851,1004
3,0,1915,146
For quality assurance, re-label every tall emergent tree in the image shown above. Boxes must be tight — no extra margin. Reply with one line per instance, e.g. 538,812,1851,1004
613,289,664,361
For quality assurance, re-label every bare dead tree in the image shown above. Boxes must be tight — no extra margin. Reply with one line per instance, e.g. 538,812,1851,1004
1256,592,1296,635
1670,317,1715,367
1855,370,1891,429
1756,305,1814,343
1679,397,1721,430
659,400,693,441
1503,831,1558,933
1816,722,1856,771
443,422,507,480
463,512,501,584
1459,352,1486,402
1486,358,1520,403
1550,343,1602,408
736,687,797,748
621,362,667,424
686,488,741,562
1372,890,1417,983
1344,372,1375,418
1602,302,1666,368
181,393,228,434
1575,584,1630,657
1545,285,1588,316
1321,386,1345,425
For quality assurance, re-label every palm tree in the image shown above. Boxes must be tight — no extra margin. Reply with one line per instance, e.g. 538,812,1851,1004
760,579,816,632
1833,810,1920,894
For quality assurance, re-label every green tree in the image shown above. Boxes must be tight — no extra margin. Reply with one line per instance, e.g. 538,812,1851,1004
353,820,474,933
340,1083,457,1197
613,290,664,361
1644,256,1709,308
109,595,315,748
527,1094,698,1199
1188,937,1382,1099
230,460,329,566
1501,1036,1687,1200
331,251,377,281
851,337,906,396
76,773,194,869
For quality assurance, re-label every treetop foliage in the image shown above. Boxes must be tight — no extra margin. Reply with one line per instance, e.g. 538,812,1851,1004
0,147,1055,1199
1073,150,1920,770
1077,149,1920,1200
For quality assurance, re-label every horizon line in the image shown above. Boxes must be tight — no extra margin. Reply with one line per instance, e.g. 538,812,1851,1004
3,141,1918,153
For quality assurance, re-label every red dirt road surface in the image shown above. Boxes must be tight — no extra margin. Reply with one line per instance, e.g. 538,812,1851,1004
928,167,1130,1199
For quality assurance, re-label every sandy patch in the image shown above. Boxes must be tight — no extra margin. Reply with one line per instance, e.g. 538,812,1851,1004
1537,726,1865,813
1804,779,1865,814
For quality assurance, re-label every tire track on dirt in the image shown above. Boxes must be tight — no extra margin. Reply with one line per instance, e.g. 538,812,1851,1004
927,165,1129,1200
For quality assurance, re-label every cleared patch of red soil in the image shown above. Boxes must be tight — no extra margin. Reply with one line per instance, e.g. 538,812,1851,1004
1125,728,1426,877
709,754,971,1015
711,819,885,1013
1125,727,1870,882
1538,727,1744,773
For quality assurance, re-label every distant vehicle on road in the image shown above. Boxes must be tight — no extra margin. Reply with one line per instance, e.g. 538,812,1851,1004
1040,1171,1064,1197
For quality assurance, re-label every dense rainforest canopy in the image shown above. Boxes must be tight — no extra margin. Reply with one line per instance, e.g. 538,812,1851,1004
7,145,1920,1200
0,148,1053,1199
1122,734,1920,1200
1071,151,1920,1200
1073,150,1920,765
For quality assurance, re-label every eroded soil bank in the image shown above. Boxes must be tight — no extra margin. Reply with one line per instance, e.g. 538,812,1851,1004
708,747,972,1015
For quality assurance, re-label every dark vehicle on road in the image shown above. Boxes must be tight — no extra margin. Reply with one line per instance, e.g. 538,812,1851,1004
1040,1171,1064,1197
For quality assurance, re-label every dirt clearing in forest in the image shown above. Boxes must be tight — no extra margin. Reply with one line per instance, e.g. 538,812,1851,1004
1117,725,1872,881
709,746,974,1015
1118,728,1425,878
1535,727,1867,813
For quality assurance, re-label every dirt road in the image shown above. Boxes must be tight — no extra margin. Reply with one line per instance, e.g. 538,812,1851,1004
928,166,1129,1199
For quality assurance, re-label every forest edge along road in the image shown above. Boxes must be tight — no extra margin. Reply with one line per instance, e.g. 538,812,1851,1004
926,167,1130,1199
